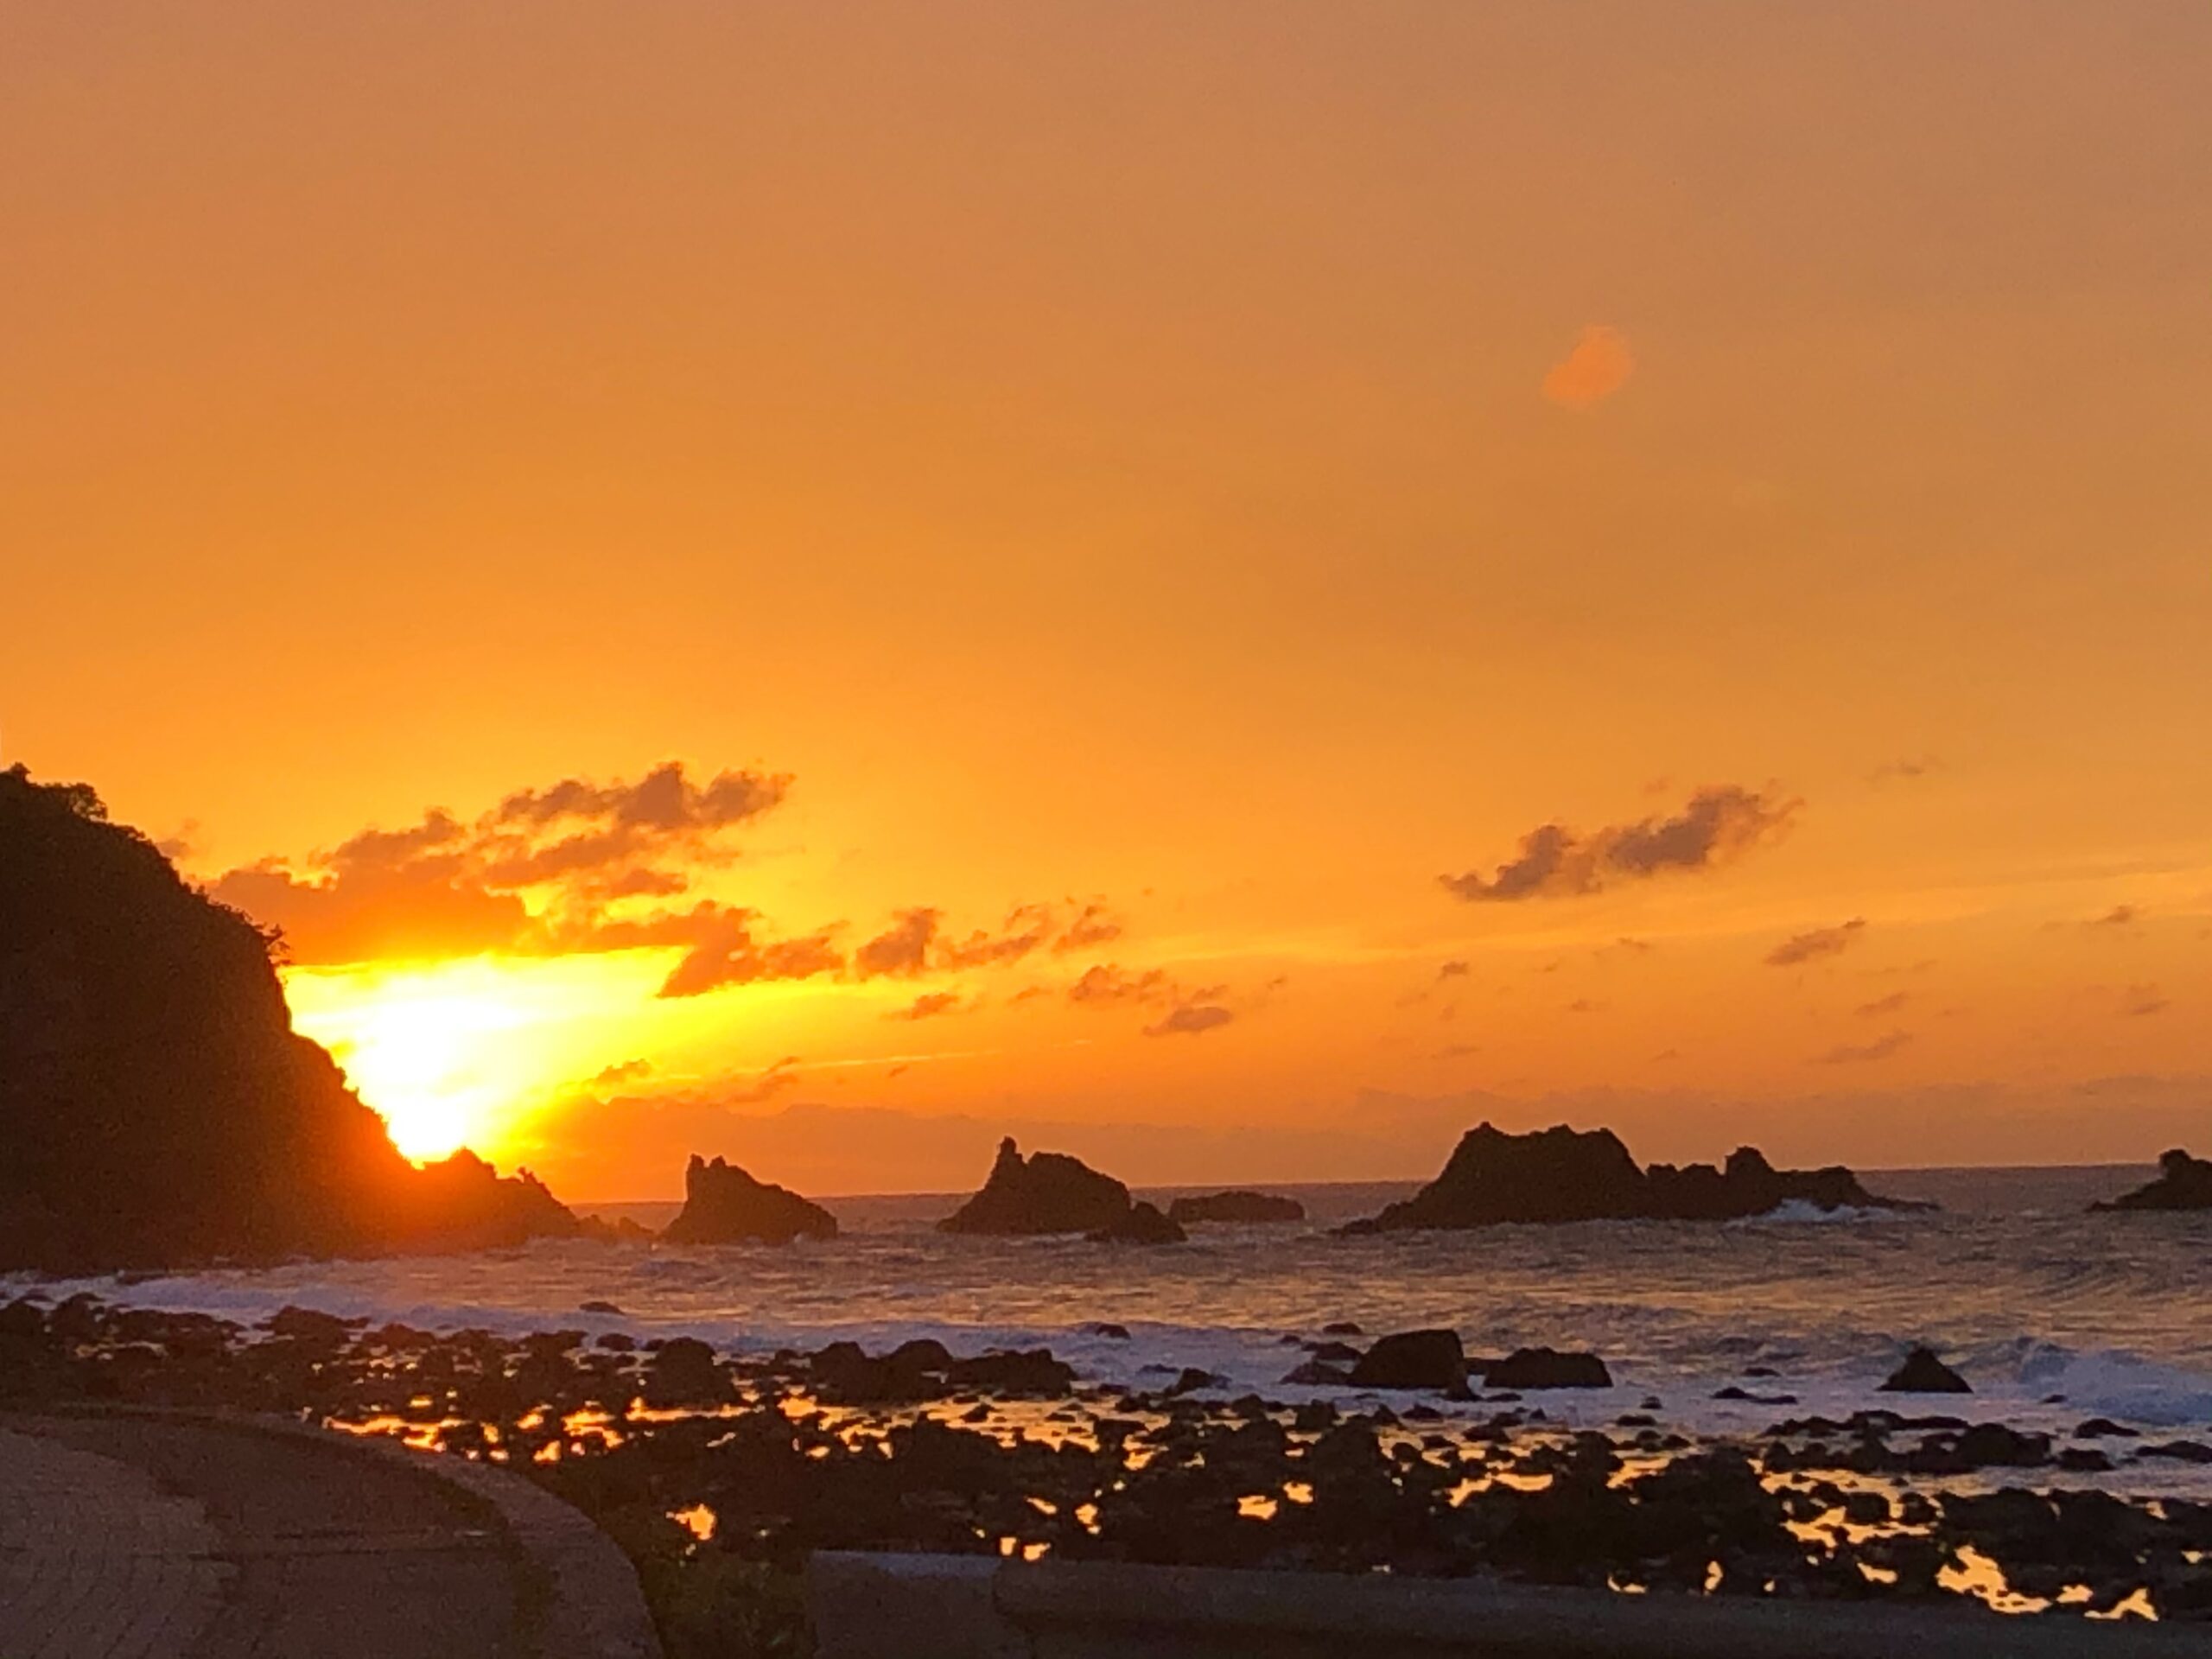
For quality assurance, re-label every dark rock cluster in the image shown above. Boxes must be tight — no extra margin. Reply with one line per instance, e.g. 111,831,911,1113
1346,1123,1917,1232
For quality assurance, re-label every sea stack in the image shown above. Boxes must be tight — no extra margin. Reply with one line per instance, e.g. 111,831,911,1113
661,1154,839,1244
2091,1150,2212,1212
1348,1122,1915,1232
1166,1190,1306,1224
938,1137,1138,1236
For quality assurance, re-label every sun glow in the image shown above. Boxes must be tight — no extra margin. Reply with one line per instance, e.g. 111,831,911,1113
281,955,674,1164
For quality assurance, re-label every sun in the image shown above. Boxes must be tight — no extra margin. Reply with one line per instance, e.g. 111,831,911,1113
280,956,665,1165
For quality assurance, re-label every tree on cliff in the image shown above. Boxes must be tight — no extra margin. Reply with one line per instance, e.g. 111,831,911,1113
0,764,575,1270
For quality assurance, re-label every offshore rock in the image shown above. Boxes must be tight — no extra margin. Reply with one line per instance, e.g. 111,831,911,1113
661,1154,838,1244
1355,1122,1913,1231
2092,1149,2212,1211
1347,1330,1467,1392
1166,1191,1306,1224
1484,1348,1614,1390
1880,1346,1972,1394
938,1137,1133,1235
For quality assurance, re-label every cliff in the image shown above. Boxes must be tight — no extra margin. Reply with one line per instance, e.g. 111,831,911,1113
0,765,580,1271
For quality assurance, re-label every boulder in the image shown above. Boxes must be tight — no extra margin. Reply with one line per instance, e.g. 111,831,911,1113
1880,1347,1970,1394
945,1349,1076,1395
2092,1149,2212,1211
643,1336,729,1406
661,1154,838,1245
1087,1201,1186,1245
1165,1191,1306,1225
938,1138,1134,1235
1353,1122,1916,1231
1484,1348,1613,1389
1346,1329,1467,1391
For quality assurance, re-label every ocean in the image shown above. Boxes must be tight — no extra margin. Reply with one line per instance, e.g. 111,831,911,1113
22,1162,2212,1495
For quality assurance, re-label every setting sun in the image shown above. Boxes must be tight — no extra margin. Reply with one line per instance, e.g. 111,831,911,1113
283,956,668,1163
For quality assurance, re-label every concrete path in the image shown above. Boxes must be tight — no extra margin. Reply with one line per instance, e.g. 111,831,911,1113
0,1413,641,1659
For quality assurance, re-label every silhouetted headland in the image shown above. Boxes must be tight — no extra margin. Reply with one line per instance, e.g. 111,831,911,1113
2091,1149,2212,1212
0,765,580,1272
1342,1122,1923,1233
661,1153,839,1244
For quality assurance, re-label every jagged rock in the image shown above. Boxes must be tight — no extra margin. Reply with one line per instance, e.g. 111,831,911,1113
1880,1347,1971,1393
0,765,582,1271
1484,1349,1614,1389
1347,1329,1467,1391
1165,1191,1306,1225
938,1138,1134,1235
2093,1149,2212,1212
1352,1122,1915,1231
1087,1201,1186,1245
661,1154,838,1244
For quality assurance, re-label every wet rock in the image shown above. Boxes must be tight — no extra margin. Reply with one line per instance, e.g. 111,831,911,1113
2075,1418,2139,1440
1347,1329,1466,1392
1084,1322,1132,1340
2139,1440,2212,1465
1305,1341,1361,1363
946,1349,1076,1396
938,1138,1135,1236
644,1336,730,1406
1282,1360,1351,1386
2091,1148,2212,1211
1087,1201,1186,1245
578,1300,625,1315
662,1154,838,1244
1320,1321,1364,1337
1484,1349,1612,1390
1165,1368,1219,1396
1878,1347,1970,1394
1165,1191,1306,1225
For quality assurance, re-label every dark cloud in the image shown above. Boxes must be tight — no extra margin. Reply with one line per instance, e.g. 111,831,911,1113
611,905,843,998
1817,1030,1912,1065
1143,1004,1235,1038
492,761,788,834
855,908,940,978
1765,918,1867,968
1053,902,1124,953
2121,983,2169,1018
1869,755,1942,785
940,905,1053,969
1067,964,1173,1006
1854,991,1911,1018
888,991,963,1021
1437,960,1471,980
1441,785,1796,903
2092,905,2140,927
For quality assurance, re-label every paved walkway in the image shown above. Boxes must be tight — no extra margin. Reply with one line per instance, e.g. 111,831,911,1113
0,1414,537,1658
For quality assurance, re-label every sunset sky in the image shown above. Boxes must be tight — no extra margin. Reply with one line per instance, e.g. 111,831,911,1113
5,4,2209,1198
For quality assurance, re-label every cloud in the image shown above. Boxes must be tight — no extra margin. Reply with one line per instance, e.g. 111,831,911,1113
642,908,844,998
1868,755,1942,785
1143,1004,1235,1038
1441,785,1797,903
209,760,794,967
940,905,1054,969
728,1057,804,1103
2121,983,2169,1018
887,991,964,1021
855,908,940,978
1854,991,1911,1018
1542,325,1634,410
1765,918,1868,968
1817,1030,1912,1065
1067,963,1174,1006
1053,902,1124,953
2091,905,2140,927
1437,960,1471,980
592,1058,653,1086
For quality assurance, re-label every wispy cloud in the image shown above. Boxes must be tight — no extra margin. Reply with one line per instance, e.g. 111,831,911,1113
1766,918,1867,968
1818,1030,1912,1065
1441,785,1797,903
1541,325,1634,410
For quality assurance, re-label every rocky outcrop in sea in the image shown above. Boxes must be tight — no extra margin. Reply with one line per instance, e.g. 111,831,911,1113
2093,1149,2212,1212
938,1137,1139,1236
660,1154,839,1244
1166,1191,1306,1224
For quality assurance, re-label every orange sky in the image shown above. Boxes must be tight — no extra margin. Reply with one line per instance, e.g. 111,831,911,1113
5,4,2209,1198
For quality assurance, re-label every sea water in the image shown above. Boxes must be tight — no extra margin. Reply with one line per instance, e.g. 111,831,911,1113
19,1164,2212,1494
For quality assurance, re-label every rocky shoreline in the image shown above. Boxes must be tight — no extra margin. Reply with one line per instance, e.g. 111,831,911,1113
6,1289,2209,1654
